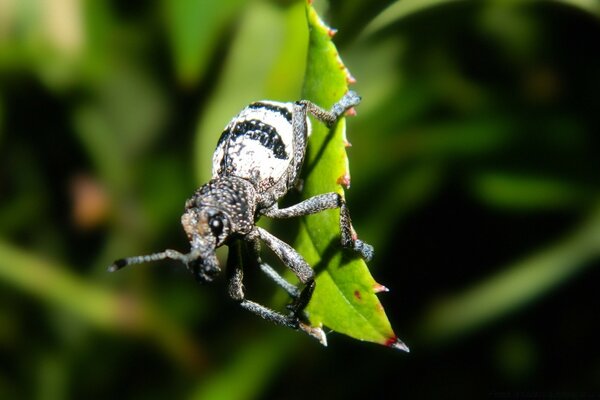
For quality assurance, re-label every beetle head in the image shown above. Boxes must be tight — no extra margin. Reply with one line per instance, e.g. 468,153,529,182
181,206,231,283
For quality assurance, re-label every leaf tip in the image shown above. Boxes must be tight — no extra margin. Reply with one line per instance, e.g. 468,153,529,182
373,283,390,293
386,336,410,352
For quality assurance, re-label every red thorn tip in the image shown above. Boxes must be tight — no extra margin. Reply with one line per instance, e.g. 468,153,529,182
373,283,389,293
386,336,410,352
345,107,357,117
328,28,338,37
337,173,351,189
346,74,357,84
344,140,352,148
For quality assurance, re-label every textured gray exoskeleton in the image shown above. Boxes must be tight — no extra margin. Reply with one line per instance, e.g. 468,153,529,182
109,91,373,345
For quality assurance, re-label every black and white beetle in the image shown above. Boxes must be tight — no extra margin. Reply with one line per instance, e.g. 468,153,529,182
109,90,372,344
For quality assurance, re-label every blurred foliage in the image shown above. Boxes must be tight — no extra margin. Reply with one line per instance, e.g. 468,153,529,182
1,0,599,398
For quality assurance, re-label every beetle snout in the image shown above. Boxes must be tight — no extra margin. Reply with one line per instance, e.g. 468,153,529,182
187,251,221,283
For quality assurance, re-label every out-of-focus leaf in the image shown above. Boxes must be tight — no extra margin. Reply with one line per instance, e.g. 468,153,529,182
0,0,85,88
407,119,513,157
361,165,442,249
164,0,245,86
190,331,295,400
362,0,462,38
343,37,404,116
0,95,3,140
362,0,600,40
471,172,593,211
299,3,406,350
351,115,515,191
417,201,600,344
0,240,207,372
264,2,309,100
73,65,168,192
36,354,67,400
79,0,114,83
554,0,600,18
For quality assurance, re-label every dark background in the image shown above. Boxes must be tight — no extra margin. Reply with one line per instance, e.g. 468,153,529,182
1,0,599,398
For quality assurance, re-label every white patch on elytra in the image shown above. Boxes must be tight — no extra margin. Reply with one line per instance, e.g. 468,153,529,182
226,139,287,184
212,101,301,189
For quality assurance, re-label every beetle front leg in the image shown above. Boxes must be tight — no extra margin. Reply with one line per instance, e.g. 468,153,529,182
228,239,326,345
254,228,326,345
251,229,315,318
254,227,315,312
226,243,298,329
261,193,374,261
246,235,301,298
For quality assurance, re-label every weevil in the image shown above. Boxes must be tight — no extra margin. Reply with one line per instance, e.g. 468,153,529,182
109,91,372,344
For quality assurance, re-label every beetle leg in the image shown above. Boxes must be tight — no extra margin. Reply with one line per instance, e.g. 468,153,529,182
260,263,301,298
255,227,314,286
227,240,326,345
227,242,296,326
286,91,360,193
298,90,361,127
255,228,326,343
261,193,374,261
255,227,318,315
247,235,301,298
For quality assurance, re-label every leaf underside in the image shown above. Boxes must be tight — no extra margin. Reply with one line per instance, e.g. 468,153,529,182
298,2,405,350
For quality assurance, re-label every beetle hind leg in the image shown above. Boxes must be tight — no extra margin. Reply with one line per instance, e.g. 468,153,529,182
299,90,361,127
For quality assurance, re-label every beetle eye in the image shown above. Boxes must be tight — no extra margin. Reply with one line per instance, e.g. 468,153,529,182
209,216,224,237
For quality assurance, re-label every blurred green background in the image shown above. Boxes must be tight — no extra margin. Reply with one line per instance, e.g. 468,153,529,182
1,0,600,398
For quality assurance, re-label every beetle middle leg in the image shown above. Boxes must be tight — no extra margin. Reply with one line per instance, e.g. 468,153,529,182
261,193,374,261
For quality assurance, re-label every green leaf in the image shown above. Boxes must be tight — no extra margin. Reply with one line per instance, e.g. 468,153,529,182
299,2,406,350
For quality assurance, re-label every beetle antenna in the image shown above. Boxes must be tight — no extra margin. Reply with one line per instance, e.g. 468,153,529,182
108,249,192,272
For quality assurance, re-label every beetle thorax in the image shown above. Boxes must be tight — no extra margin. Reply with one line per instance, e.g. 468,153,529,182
184,176,257,238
